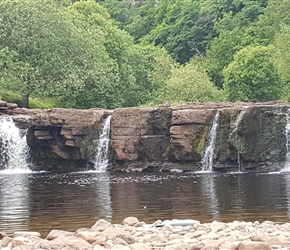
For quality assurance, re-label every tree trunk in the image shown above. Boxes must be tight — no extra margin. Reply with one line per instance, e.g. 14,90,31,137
21,94,29,108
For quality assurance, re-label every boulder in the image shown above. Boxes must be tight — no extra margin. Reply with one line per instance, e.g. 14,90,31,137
46,230,74,240
122,217,139,226
237,240,271,250
50,235,92,250
91,219,112,231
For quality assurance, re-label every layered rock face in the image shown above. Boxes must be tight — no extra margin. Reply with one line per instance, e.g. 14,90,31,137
24,108,111,171
111,103,288,172
0,102,288,172
111,107,172,171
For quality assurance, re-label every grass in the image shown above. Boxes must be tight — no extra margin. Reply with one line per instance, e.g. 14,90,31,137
0,90,60,109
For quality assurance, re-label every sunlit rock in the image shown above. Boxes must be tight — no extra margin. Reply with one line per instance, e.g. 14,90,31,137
122,217,139,226
91,219,112,231
46,230,74,240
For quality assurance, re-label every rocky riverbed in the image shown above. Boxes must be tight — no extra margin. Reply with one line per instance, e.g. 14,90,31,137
1,217,290,250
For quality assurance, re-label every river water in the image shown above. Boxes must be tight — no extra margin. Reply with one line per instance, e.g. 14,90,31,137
0,171,290,237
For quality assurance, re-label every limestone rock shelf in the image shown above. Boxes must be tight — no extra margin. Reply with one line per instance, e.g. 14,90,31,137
0,102,288,172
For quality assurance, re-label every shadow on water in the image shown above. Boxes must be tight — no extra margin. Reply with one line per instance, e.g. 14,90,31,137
1,170,290,236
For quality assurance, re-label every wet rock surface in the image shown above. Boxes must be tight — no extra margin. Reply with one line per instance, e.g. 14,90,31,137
1,217,290,250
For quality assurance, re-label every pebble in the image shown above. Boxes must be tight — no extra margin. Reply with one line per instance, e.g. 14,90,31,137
1,217,290,249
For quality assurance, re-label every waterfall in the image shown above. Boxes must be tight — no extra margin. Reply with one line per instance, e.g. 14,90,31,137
231,106,249,136
230,106,249,172
0,116,31,171
94,115,112,172
283,109,290,171
201,111,220,172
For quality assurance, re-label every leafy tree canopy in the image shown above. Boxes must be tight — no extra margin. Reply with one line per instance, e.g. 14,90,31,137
151,59,225,104
0,0,119,108
223,45,280,102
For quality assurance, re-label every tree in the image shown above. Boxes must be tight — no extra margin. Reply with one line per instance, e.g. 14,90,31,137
0,0,64,106
102,0,134,29
251,0,290,44
151,59,225,104
68,0,175,107
273,25,290,101
143,0,216,64
223,45,281,102
0,0,119,108
203,0,268,88
204,27,262,88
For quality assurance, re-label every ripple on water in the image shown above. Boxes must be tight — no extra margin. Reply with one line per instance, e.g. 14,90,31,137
0,170,290,236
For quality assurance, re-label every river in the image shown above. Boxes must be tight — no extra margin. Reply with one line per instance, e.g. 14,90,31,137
0,171,290,237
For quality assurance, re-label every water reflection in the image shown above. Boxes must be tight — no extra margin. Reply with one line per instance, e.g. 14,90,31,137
283,174,290,219
93,173,112,220
1,171,290,236
199,174,219,221
0,173,30,231
26,172,113,235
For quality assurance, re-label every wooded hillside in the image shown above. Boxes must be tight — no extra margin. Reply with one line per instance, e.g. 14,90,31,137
0,0,289,108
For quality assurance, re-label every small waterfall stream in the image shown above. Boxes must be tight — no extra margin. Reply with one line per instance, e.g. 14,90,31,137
201,111,220,172
94,115,112,172
0,116,31,172
230,106,249,172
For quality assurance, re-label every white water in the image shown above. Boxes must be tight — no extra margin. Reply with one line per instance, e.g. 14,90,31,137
201,111,220,172
282,109,290,172
230,106,249,172
0,116,31,172
94,115,112,172
231,106,249,136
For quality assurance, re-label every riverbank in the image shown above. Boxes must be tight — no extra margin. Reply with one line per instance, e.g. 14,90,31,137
1,217,290,250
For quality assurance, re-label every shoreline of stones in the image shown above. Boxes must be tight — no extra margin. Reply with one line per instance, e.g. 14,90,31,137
1,217,290,250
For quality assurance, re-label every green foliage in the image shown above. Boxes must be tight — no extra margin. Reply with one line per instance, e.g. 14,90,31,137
0,90,21,104
29,98,59,109
204,0,268,88
124,0,157,43
1,0,287,108
273,25,290,83
252,0,290,44
143,0,216,64
0,0,122,109
273,25,290,102
0,1,82,103
68,0,175,107
151,59,225,104
223,45,281,102
205,28,263,88
102,0,135,29
0,90,58,109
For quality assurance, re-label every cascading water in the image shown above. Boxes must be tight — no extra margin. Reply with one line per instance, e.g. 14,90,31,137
0,116,31,171
94,115,112,172
230,106,249,172
201,111,220,172
231,106,249,136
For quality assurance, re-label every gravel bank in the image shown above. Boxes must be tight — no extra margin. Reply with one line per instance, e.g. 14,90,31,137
1,217,290,250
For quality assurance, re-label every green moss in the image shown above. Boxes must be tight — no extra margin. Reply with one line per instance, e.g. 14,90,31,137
193,126,209,156
163,144,173,158
62,124,70,130
232,137,245,155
